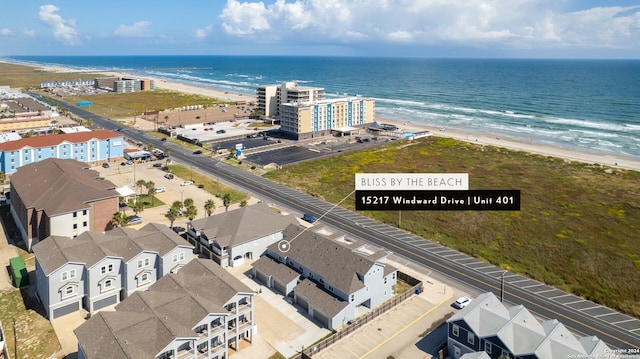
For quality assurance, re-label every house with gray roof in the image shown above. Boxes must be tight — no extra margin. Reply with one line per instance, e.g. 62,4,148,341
251,224,397,329
75,258,255,359
447,292,611,359
10,158,120,251
186,202,299,267
32,223,194,319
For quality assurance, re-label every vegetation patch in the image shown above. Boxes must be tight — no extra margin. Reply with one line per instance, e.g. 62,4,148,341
166,164,248,204
264,136,640,317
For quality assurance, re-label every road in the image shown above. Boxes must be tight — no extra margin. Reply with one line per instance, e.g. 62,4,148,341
45,95,640,349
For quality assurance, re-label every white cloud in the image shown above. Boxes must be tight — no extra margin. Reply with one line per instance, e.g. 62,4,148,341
24,29,36,37
218,0,640,51
0,28,12,36
114,21,152,38
38,4,80,45
194,25,214,40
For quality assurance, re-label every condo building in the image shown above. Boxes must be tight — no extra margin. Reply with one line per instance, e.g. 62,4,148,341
257,81,324,117
280,97,375,140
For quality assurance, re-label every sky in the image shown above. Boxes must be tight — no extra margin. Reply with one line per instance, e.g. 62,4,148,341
1,0,639,58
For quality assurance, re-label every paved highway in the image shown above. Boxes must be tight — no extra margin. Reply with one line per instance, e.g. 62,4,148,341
50,96,640,349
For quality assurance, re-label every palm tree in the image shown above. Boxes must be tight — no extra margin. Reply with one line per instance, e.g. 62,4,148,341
147,143,154,153
164,147,172,167
171,200,183,212
111,212,129,228
145,180,156,204
186,205,198,221
166,207,179,227
183,198,194,208
222,193,232,212
132,200,145,215
136,179,147,196
204,199,215,216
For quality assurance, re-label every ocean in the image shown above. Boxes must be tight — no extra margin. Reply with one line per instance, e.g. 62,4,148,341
5,55,640,159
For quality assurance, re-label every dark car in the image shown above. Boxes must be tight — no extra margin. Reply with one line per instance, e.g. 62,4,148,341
153,163,162,168
172,226,186,233
193,150,203,155
160,137,167,142
102,162,110,168
302,213,317,223
216,129,226,134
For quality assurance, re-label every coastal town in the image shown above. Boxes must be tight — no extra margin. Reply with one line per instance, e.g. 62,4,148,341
0,61,639,359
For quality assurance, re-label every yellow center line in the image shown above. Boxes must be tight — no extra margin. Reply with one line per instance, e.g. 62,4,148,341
359,295,453,359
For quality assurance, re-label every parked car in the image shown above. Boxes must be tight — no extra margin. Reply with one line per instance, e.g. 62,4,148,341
153,163,162,168
164,173,174,180
155,187,166,193
127,215,142,226
302,213,317,223
102,162,109,168
172,226,185,233
453,296,472,309
216,129,226,134
180,180,193,186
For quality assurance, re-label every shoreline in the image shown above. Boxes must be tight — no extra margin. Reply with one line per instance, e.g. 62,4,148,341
4,58,640,171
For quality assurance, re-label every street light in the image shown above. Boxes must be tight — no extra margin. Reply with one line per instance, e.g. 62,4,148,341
501,270,507,303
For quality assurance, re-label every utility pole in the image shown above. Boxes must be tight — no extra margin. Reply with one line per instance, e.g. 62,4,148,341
501,270,507,302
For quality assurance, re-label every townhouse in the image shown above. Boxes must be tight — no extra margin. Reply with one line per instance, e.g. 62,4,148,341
252,224,397,329
32,223,194,319
186,202,299,268
447,292,611,359
75,258,255,359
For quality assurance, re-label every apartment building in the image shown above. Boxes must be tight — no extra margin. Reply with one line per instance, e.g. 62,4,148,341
257,81,324,117
32,223,195,319
10,158,120,250
279,97,375,139
0,129,124,174
252,224,396,329
75,258,255,359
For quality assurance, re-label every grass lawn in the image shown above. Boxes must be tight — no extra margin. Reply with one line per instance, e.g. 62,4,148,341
126,195,165,209
264,136,640,318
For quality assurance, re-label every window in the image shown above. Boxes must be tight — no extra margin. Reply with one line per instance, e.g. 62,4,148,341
485,342,492,354
69,269,76,279
73,212,77,218
73,224,77,229
501,350,511,359
467,332,474,345
62,285,76,298
452,324,459,337
101,264,114,275
179,252,185,261
83,221,87,227
140,273,151,284
104,279,114,289
83,209,87,215
172,254,178,263
144,257,150,266
61,269,77,281
137,259,143,269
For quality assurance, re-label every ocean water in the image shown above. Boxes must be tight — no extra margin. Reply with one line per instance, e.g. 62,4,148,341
5,55,640,159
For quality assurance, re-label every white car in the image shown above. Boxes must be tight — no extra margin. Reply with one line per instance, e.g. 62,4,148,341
155,187,166,193
453,296,472,309
180,181,193,186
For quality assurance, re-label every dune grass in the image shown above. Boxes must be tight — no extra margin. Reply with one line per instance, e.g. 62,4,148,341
264,136,640,317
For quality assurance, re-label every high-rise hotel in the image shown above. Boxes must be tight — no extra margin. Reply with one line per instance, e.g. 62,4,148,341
257,81,375,140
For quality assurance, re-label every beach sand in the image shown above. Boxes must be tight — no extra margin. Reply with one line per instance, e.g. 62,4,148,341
13,60,640,171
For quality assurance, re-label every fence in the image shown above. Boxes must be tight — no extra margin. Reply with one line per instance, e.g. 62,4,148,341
292,272,422,359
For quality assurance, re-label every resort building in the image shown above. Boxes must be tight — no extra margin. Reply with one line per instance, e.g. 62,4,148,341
447,292,611,359
32,223,195,319
75,258,255,359
0,96,54,132
95,77,155,93
0,129,124,174
251,224,397,329
10,158,120,250
257,81,324,117
279,97,375,140
186,202,299,268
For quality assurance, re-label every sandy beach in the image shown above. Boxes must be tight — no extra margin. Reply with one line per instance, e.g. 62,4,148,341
13,60,640,171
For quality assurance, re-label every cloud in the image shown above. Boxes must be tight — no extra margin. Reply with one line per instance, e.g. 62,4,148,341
194,25,214,40
38,5,80,45
0,28,12,36
114,21,152,38
24,29,36,37
218,0,640,51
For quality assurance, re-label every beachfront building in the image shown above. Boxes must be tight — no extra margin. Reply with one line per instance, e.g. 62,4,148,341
279,97,375,140
447,292,611,359
186,202,299,268
10,158,120,250
251,224,397,329
75,258,256,359
0,129,123,174
32,223,194,319
257,81,324,117
95,77,155,93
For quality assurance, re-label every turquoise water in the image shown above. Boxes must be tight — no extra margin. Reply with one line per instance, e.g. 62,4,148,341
6,55,640,159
